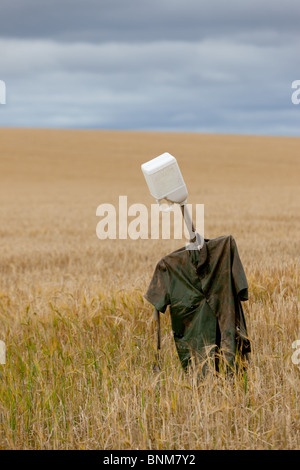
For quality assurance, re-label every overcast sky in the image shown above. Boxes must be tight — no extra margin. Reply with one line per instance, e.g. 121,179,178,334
0,0,299,135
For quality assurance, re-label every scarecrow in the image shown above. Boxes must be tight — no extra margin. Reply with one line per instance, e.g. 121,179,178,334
142,153,251,375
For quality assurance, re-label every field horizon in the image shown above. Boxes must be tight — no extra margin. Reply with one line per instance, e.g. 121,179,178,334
0,127,299,449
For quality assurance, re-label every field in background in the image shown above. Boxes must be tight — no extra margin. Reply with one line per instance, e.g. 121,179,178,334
0,128,299,449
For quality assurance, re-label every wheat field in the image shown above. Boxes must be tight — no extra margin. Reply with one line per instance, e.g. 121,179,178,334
0,128,299,449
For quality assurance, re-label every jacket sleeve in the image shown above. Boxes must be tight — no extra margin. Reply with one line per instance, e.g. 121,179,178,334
231,236,248,301
231,236,251,355
144,260,171,313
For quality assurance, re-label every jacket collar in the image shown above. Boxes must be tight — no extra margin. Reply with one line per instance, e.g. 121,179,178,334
187,239,208,272
196,240,208,271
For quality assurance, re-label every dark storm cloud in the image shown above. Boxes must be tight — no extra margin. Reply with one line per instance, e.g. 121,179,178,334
1,0,300,43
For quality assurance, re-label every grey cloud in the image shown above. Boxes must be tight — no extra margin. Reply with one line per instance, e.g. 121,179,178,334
1,38,295,81
1,38,299,134
0,1,300,135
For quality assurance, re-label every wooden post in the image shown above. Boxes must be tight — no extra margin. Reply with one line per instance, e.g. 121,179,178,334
153,308,160,371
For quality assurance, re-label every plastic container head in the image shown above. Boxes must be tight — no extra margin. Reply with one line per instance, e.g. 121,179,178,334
141,152,188,205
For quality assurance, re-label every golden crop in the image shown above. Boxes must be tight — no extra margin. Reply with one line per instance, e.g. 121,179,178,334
0,128,299,449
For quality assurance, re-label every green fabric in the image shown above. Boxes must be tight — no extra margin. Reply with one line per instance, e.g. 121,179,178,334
144,235,250,370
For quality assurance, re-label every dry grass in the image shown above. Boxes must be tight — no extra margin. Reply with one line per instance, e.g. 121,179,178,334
0,128,299,449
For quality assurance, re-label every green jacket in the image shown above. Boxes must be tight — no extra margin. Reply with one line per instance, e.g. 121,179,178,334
145,235,250,371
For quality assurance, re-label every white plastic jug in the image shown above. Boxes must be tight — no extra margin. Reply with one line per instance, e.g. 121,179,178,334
141,152,188,206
